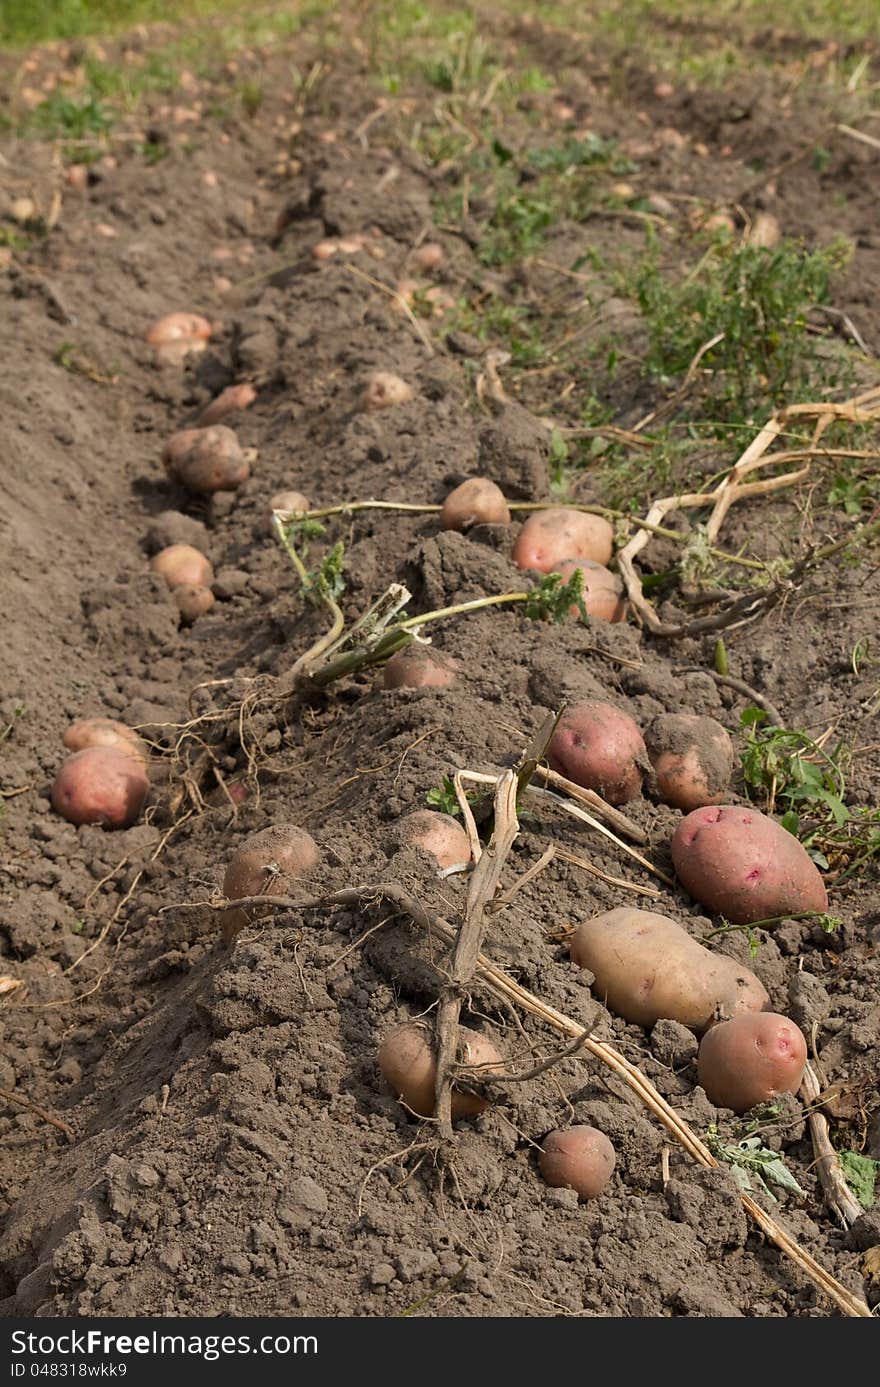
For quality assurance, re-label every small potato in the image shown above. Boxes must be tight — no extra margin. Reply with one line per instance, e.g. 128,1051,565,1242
549,701,645,805
512,508,614,573
671,805,828,925
538,1126,616,1200
396,810,471,871
441,477,510,531
646,714,734,812
163,425,249,494
63,717,148,770
221,824,319,945
175,584,215,624
146,312,212,366
267,489,310,535
383,646,458,690
697,1012,807,1112
150,544,214,590
52,747,149,829
555,558,626,624
412,242,445,271
377,1021,503,1119
198,382,257,427
360,372,414,412
570,907,769,1031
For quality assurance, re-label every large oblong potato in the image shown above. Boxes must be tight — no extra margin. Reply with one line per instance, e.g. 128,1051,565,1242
221,824,319,945
512,508,614,573
570,907,769,1032
671,805,828,925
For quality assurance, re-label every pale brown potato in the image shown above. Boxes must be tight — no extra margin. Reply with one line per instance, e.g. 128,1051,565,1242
646,714,734,812
382,646,458,690
512,508,614,573
150,544,214,590
549,701,645,805
377,1021,503,1119
221,824,319,945
360,372,414,412
697,1012,807,1112
555,558,626,624
440,478,510,531
198,382,257,427
538,1127,616,1200
411,242,445,271
267,489,310,535
52,747,149,829
396,810,471,871
570,907,770,1031
671,805,829,925
63,717,148,769
174,584,215,624
146,312,212,366
163,425,249,494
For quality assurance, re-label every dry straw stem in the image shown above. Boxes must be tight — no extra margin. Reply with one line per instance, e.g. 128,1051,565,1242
800,1059,864,1229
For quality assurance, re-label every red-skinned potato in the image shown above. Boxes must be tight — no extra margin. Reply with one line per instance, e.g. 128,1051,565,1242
396,810,471,871
671,805,828,925
555,558,626,624
221,824,319,945
513,507,614,573
383,646,458,690
52,747,149,829
441,477,510,531
198,382,257,427
63,717,148,770
549,701,645,805
377,1021,502,1119
646,714,734,812
360,372,414,412
163,425,249,494
570,907,770,1031
538,1126,616,1200
697,1012,807,1112
146,312,212,366
150,544,214,590
174,584,215,624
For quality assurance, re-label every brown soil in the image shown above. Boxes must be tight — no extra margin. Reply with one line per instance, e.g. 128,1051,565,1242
1,11,878,1319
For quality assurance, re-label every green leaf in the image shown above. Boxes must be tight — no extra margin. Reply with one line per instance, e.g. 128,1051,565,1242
740,706,768,727
780,810,800,836
838,1150,879,1208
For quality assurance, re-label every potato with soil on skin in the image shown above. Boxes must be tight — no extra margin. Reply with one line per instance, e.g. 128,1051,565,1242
555,557,626,624
266,489,310,535
221,824,320,945
441,477,511,531
646,713,734,811
52,747,149,829
377,1021,503,1119
538,1126,616,1201
146,311,212,366
396,809,471,871
570,907,770,1032
671,805,829,926
513,507,614,573
382,645,458,690
162,425,249,494
150,544,214,591
360,372,414,412
63,717,148,769
174,584,215,625
697,1011,807,1113
411,241,445,271
549,700,646,805
198,382,257,427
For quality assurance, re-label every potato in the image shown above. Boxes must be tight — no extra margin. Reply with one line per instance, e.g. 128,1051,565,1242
377,1021,502,1119
63,717,148,770
267,489,310,535
412,242,445,271
175,584,215,624
150,544,214,590
570,907,770,1031
555,558,626,624
512,508,614,573
383,646,458,690
538,1126,616,1200
198,382,257,427
549,701,645,805
441,477,510,531
146,312,212,366
163,425,249,494
646,714,734,812
697,1012,807,1112
671,805,829,925
360,372,414,411
52,747,149,829
396,810,471,871
221,824,319,945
